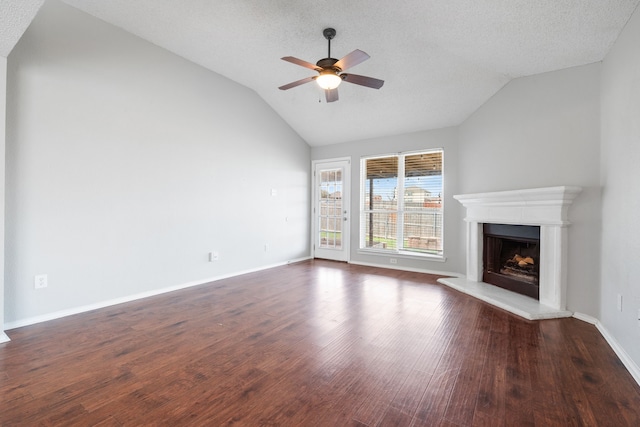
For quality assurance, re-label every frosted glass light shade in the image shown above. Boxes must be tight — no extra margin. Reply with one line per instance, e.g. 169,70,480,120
316,72,342,90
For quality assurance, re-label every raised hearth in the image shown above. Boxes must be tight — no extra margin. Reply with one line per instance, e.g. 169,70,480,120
438,186,581,320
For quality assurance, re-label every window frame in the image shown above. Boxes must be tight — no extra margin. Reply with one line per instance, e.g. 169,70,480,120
358,149,445,260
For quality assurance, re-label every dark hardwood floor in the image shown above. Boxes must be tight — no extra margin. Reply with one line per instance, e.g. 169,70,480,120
1,259,639,426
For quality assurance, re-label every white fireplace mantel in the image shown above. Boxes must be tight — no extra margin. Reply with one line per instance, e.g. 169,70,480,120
454,186,582,226
439,186,582,320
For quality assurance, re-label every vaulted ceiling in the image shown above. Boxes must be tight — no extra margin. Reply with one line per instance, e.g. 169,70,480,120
2,0,639,146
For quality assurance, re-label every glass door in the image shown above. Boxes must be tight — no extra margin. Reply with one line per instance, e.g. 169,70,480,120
314,159,350,261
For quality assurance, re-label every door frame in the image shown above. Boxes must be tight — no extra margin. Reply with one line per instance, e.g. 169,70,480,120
311,157,351,262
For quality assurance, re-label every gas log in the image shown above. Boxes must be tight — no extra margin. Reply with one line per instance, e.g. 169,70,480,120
501,254,537,284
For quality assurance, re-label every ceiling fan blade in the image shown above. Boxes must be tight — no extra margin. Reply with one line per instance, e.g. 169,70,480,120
334,49,370,71
281,56,321,71
325,88,339,103
341,73,384,89
278,76,315,90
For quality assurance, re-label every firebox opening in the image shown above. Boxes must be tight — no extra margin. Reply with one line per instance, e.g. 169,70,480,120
483,224,541,300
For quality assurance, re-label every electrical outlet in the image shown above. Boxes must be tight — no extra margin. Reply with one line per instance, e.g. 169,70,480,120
34,274,48,289
390,258,397,264
264,244,269,252
617,294,623,312
208,252,219,262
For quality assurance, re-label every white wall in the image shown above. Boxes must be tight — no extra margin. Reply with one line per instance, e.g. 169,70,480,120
0,56,7,341
4,0,310,326
311,127,463,275
601,4,640,369
458,63,602,316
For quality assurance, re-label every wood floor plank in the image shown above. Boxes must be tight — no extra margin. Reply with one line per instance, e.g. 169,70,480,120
388,369,433,418
473,328,508,424
1,259,639,426
441,303,493,425
411,297,481,425
379,407,415,426
502,318,536,427
535,320,592,426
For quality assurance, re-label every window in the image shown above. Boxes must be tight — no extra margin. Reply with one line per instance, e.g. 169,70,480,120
360,149,443,257
318,168,343,249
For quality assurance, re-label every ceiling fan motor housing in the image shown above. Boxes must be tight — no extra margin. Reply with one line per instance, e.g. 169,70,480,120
316,57,340,71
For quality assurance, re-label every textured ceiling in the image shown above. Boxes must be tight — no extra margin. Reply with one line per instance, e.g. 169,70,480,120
3,0,639,146
0,0,45,57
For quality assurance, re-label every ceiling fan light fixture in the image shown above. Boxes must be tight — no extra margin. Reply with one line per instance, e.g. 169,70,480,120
316,71,342,90
279,27,384,101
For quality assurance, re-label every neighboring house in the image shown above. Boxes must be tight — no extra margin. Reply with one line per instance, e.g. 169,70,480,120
391,186,435,204
403,186,430,203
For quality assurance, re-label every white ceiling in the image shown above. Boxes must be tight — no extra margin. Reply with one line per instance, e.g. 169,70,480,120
2,0,639,146
0,0,45,57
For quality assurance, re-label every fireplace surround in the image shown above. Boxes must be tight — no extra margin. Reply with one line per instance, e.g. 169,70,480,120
438,186,581,320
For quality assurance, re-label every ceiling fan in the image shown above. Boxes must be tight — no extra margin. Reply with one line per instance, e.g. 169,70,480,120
278,28,384,103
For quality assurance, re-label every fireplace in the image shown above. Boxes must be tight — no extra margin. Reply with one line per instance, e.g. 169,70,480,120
437,186,581,320
483,224,540,299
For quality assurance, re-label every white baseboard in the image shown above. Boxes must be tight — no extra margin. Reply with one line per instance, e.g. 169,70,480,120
286,256,313,265
0,332,10,343
573,312,640,386
4,256,311,333
348,260,462,278
572,311,598,325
